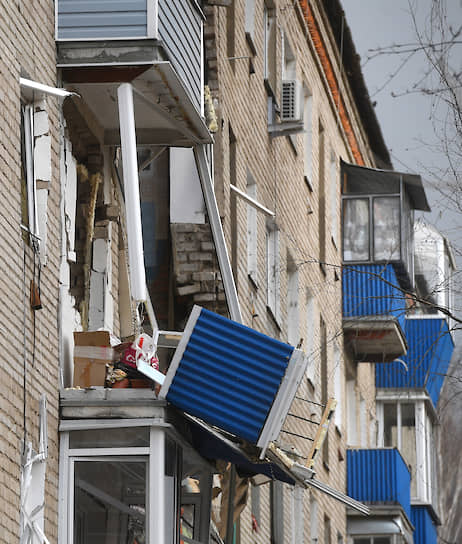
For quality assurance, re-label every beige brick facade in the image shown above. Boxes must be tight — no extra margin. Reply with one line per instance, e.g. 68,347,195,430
0,0,381,542
0,1,60,541
204,1,378,542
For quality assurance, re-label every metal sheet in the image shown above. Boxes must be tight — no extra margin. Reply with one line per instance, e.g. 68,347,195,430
347,448,411,518
343,264,406,333
376,317,454,406
158,0,202,113
57,0,148,39
161,306,294,444
411,506,438,544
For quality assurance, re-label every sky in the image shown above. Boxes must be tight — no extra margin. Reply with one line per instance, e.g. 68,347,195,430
342,0,462,250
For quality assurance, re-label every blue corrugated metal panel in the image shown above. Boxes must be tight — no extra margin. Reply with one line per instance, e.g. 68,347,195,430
57,0,148,40
411,506,438,544
376,318,454,406
347,448,411,517
158,0,202,113
342,264,406,332
165,308,294,443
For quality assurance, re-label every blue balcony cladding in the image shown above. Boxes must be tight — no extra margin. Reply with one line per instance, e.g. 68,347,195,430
347,449,411,517
342,264,406,332
411,506,437,544
376,318,454,406
164,307,295,444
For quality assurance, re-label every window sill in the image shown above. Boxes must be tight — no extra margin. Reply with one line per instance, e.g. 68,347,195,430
266,305,282,331
248,273,258,290
245,33,257,56
264,78,277,105
304,175,313,192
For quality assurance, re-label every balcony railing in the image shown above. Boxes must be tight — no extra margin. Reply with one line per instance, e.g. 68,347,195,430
376,317,454,406
342,264,408,362
347,448,411,518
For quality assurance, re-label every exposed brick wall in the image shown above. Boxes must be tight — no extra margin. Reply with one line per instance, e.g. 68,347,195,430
171,223,227,323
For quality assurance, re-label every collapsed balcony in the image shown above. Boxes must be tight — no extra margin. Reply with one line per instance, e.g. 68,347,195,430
56,0,210,147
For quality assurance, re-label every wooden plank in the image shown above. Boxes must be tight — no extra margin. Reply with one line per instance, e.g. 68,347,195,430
305,398,337,469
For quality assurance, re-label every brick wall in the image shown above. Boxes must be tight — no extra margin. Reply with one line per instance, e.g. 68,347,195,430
203,0,378,542
0,1,60,540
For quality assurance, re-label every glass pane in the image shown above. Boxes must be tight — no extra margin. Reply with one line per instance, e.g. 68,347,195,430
74,460,146,544
69,427,150,449
374,538,392,544
401,403,417,497
373,197,400,261
383,403,397,447
343,199,369,261
180,504,196,540
353,539,370,544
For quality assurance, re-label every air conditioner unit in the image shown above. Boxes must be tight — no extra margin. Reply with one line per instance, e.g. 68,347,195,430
281,79,302,122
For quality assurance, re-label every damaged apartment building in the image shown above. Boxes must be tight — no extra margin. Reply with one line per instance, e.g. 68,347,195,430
0,0,454,544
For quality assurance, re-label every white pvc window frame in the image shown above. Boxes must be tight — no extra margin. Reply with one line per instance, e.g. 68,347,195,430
21,103,40,245
59,424,167,544
377,399,433,504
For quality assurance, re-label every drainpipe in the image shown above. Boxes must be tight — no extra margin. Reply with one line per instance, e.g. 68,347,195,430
117,83,146,303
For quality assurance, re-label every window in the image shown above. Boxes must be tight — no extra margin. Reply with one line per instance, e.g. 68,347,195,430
60,424,212,543
324,516,331,544
247,172,258,282
329,151,338,247
310,494,318,544
267,220,280,321
320,318,329,465
342,196,401,263
379,400,434,502
303,90,313,184
353,538,392,544
359,395,367,447
346,380,357,446
305,291,316,384
291,486,304,543
229,127,238,286
227,0,235,64
20,98,51,261
271,481,284,544
264,2,277,95
245,0,256,53
333,344,342,430
21,103,38,242
318,123,326,267
287,255,299,346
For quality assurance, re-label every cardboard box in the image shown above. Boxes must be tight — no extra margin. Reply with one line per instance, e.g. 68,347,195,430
73,331,117,387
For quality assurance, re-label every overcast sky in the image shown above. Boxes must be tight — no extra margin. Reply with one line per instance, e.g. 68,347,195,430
342,0,462,249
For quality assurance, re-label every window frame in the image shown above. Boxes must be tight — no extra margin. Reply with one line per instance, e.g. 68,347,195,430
342,191,407,266
377,399,434,504
59,422,212,544
266,220,281,323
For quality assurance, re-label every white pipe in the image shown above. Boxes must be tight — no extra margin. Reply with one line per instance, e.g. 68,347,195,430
20,77,77,98
230,184,275,217
117,83,146,302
